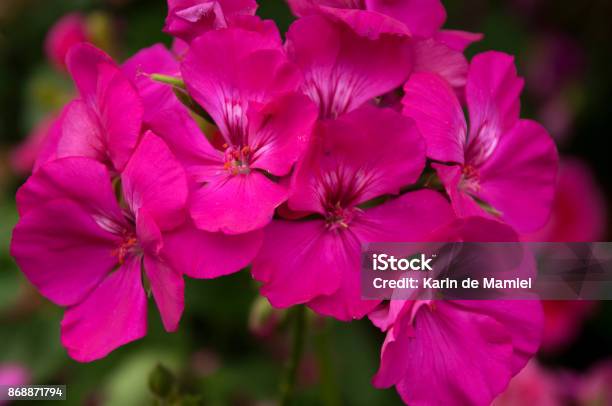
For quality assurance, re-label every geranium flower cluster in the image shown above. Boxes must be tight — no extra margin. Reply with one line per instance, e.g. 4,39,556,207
10,0,559,404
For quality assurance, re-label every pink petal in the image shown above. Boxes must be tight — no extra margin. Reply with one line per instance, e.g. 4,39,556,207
10,115,55,175
164,0,258,42
289,105,425,214
248,93,318,176
466,51,524,166
452,300,543,374
44,13,89,70
413,38,469,89
477,120,559,232
66,43,143,171
11,199,120,307
524,158,607,242
122,132,188,230
144,256,184,332
16,156,122,220
251,219,345,309
56,100,107,164
181,27,298,141
122,44,185,125
365,0,446,38
433,163,492,219
286,13,412,119
385,301,516,405
162,220,262,279
371,311,415,388
402,72,467,163
354,189,455,243
320,7,411,37
435,29,483,52
149,108,225,184
190,172,287,234
61,257,147,362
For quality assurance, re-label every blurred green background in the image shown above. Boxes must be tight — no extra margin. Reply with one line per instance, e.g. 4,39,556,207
1,0,612,405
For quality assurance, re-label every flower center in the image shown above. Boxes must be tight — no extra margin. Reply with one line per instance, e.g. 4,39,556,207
223,144,251,175
112,231,140,265
460,164,480,194
325,203,360,230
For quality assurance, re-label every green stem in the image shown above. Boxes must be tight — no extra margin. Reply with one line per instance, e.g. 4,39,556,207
314,319,341,406
279,305,307,406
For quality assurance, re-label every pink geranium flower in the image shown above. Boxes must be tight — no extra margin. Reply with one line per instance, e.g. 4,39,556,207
370,217,543,405
252,105,454,320
44,13,89,71
522,158,603,353
11,132,261,361
403,51,559,232
164,0,258,42
149,25,318,234
285,10,413,119
286,0,482,91
37,43,143,174
524,158,607,243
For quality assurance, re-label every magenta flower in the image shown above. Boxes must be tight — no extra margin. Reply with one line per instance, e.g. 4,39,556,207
285,11,413,119
44,12,89,71
370,217,543,405
252,105,454,320
524,158,606,243
11,132,260,361
149,25,317,234
403,51,559,232
37,43,143,174
286,0,482,91
0,364,30,405
164,0,258,42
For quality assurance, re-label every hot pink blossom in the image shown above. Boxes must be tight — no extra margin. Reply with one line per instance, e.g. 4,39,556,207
492,360,562,406
0,363,30,386
522,159,604,352
286,0,482,91
150,25,317,234
403,52,559,232
36,43,143,174
525,158,607,243
44,13,89,71
285,11,413,119
252,105,454,320
164,0,258,42
11,132,260,361
0,364,30,406
370,217,543,405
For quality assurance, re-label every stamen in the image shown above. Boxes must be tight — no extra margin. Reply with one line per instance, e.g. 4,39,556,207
460,164,480,193
112,233,139,265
